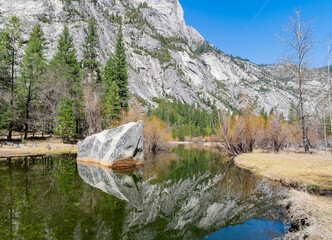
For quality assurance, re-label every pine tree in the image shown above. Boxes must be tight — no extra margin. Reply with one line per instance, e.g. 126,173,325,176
0,29,11,131
18,23,47,139
51,25,82,134
57,97,76,142
103,55,116,86
5,16,22,140
0,28,10,86
52,26,79,77
104,81,121,127
178,126,185,141
114,24,129,109
288,101,300,124
82,18,100,77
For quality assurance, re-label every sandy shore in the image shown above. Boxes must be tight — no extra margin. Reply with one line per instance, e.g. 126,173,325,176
0,138,78,159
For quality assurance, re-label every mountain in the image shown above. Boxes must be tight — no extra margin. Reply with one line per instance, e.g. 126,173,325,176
0,0,298,115
263,63,328,114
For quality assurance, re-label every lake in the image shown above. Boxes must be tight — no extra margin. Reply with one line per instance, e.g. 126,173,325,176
0,145,288,239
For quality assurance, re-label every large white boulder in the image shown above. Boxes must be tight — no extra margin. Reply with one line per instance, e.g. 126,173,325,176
77,121,144,167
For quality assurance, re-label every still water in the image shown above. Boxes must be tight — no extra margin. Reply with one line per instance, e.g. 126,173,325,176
0,145,288,239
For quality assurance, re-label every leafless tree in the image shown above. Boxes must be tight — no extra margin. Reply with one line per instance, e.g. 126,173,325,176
327,37,332,134
83,85,102,136
276,9,315,153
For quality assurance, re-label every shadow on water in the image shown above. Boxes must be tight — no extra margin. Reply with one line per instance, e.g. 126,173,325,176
0,146,289,239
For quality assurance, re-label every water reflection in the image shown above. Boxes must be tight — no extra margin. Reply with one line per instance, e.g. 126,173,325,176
78,145,287,239
0,146,288,240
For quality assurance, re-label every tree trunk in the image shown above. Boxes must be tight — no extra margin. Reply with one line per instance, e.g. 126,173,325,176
327,43,332,134
7,49,15,141
328,66,332,134
298,66,310,153
7,125,12,141
24,123,28,140
324,111,327,156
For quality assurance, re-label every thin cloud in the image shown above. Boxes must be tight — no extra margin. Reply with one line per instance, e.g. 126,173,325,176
232,0,271,49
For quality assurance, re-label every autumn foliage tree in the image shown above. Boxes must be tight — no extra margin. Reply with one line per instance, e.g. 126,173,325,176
144,116,172,152
214,107,265,156
265,114,293,153
122,102,172,152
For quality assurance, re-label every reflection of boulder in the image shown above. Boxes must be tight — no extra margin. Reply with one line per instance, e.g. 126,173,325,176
77,164,143,203
77,121,144,167
78,157,287,240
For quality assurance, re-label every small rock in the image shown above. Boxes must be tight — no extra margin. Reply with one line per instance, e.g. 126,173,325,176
14,144,19,148
19,144,26,148
33,143,38,148
0,144,2,148
6,142,14,146
46,144,52,150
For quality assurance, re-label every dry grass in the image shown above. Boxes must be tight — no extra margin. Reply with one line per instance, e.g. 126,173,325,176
0,138,78,158
234,151,332,239
235,151,332,191
283,190,332,239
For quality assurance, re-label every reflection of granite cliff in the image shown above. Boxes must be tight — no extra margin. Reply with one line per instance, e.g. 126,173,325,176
77,121,144,167
78,159,287,240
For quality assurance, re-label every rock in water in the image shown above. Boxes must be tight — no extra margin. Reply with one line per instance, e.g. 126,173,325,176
77,121,144,167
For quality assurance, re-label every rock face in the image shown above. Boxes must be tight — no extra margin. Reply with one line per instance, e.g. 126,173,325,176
77,121,144,167
0,0,300,115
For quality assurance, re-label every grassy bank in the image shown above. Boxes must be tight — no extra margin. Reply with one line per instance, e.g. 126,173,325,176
235,151,332,192
234,151,332,239
0,138,78,159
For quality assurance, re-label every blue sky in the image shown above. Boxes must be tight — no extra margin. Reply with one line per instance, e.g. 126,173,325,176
179,0,332,68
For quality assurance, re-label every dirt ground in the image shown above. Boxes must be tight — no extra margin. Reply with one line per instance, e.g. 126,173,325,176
0,136,78,159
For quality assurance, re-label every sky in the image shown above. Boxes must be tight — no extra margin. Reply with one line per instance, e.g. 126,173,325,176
179,0,332,68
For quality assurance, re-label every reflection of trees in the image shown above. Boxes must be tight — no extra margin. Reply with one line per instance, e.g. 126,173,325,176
0,154,127,239
0,149,286,240
148,145,216,182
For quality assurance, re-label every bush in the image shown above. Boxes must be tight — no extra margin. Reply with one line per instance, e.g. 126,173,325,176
122,102,172,152
265,114,294,153
144,116,172,151
214,107,265,156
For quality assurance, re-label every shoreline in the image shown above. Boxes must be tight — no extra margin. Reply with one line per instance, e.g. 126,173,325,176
0,138,78,159
234,151,332,239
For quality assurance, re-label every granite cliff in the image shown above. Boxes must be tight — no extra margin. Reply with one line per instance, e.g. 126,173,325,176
0,0,304,115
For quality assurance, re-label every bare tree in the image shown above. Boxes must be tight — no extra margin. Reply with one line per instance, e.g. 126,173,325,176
83,85,102,136
327,37,332,134
276,9,315,153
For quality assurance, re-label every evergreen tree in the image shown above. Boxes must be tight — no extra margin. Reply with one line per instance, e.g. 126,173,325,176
82,18,100,77
114,25,129,109
104,81,121,127
18,23,47,139
0,29,11,131
0,28,10,89
178,126,185,141
57,98,76,142
5,16,22,140
260,108,268,121
51,25,82,135
103,55,116,86
52,26,79,77
269,107,274,115
147,105,152,118
81,18,102,135
288,101,300,124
